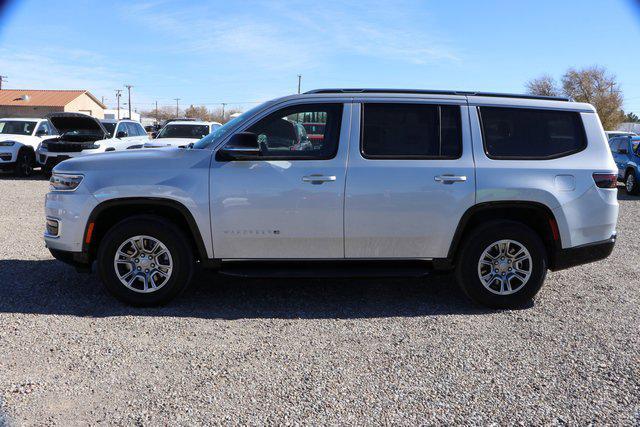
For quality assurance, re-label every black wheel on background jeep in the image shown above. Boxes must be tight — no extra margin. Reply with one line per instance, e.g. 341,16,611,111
455,221,547,309
14,148,35,177
97,215,195,306
625,170,640,195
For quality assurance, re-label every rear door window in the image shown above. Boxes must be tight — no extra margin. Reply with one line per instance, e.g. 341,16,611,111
479,107,587,159
360,103,462,159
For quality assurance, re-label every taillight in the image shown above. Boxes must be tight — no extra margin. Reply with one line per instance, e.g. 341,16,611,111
593,173,617,189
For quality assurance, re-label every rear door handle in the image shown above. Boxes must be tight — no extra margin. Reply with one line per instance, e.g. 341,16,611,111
434,174,467,184
302,174,336,184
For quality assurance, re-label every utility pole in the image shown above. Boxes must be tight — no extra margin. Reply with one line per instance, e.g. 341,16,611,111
0,75,7,90
174,98,180,117
221,103,227,120
155,101,158,125
297,74,302,94
124,85,133,119
115,89,122,119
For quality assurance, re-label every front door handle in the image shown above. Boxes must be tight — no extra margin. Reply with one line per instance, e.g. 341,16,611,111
302,174,336,184
434,174,467,184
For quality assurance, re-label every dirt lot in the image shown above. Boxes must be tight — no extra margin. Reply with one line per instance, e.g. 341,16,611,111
0,176,638,425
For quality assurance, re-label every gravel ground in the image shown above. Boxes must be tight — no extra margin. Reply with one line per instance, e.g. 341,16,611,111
0,175,638,425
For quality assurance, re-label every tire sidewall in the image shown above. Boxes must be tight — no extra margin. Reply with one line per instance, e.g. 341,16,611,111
97,217,194,306
15,149,33,177
456,222,547,309
626,171,639,195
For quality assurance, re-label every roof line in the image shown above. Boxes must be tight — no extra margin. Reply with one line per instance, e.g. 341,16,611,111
304,88,571,102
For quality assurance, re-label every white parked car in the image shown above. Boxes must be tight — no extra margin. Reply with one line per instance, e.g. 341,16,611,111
44,89,618,308
0,118,57,176
37,113,148,175
144,120,222,148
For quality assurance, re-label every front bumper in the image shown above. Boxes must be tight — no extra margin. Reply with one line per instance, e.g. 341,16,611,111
550,234,616,271
48,248,92,272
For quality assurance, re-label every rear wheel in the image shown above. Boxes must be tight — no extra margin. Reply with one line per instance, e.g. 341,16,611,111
455,221,547,309
625,171,639,195
97,216,195,306
14,148,34,177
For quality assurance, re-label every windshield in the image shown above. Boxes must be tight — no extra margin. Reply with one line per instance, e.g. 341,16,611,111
101,122,116,136
157,124,210,139
0,120,37,136
193,103,268,149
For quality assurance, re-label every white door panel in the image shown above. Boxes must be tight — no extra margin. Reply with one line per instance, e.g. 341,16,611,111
344,103,475,259
210,103,352,259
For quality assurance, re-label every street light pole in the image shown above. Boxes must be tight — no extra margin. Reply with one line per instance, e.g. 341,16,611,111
115,89,122,119
124,85,133,119
297,74,302,94
174,98,180,117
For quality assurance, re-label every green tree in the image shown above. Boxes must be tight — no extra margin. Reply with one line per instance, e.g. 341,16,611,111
623,111,640,123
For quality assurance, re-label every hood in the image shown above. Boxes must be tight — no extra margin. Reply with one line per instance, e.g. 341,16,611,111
53,146,212,177
145,137,197,147
46,112,108,138
0,134,32,144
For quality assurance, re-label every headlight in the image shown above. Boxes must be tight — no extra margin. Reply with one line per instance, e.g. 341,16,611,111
87,143,100,149
40,141,48,149
50,173,84,192
0,141,16,146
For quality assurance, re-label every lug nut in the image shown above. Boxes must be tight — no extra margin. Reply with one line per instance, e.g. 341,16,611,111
145,269,149,273
134,258,139,263
137,267,141,271
151,263,155,268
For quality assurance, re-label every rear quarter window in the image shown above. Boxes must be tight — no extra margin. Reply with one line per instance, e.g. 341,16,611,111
479,107,587,159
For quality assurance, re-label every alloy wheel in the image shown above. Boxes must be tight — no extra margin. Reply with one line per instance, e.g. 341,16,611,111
477,239,532,295
113,235,173,293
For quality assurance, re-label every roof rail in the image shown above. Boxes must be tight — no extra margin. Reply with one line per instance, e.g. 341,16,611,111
304,88,570,102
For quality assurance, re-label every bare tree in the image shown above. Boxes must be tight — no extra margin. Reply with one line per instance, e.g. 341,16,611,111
140,106,179,123
526,66,625,130
526,75,560,97
561,66,624,130
184,105,211,121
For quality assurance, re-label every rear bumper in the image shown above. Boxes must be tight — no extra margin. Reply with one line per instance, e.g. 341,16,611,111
550,234,616,271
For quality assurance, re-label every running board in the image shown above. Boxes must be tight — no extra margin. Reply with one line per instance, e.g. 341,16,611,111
217,260,434,279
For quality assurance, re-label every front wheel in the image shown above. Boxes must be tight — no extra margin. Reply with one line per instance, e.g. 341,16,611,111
14,148,34,177
625,171,639,195
97,216,195,306
455,221,547,309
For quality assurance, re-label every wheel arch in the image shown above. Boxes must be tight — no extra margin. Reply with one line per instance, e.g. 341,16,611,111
83,198,212,265
446,201,561,269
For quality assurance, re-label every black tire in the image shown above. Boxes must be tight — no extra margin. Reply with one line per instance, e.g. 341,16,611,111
97,215,195,306
625,170,639,195
455,221,547,309
14,148,34,177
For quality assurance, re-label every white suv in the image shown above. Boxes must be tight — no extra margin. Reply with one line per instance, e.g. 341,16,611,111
0,118,57,176
144,120,222,148
37,113,148,175
43,89,618,308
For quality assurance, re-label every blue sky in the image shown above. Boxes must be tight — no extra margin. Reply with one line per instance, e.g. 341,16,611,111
1,0,639,115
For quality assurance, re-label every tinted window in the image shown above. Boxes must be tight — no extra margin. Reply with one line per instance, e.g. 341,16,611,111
0,120,37,136
361,103,462,158
101,122,116,136
158,124,210,139
480,107,586,159
244,103,343,159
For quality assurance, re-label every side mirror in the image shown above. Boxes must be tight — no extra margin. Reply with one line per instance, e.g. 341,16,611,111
116,131,127,139
216,132,260,161
151,132,158,139
35,130,46,137
619,148,628,155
